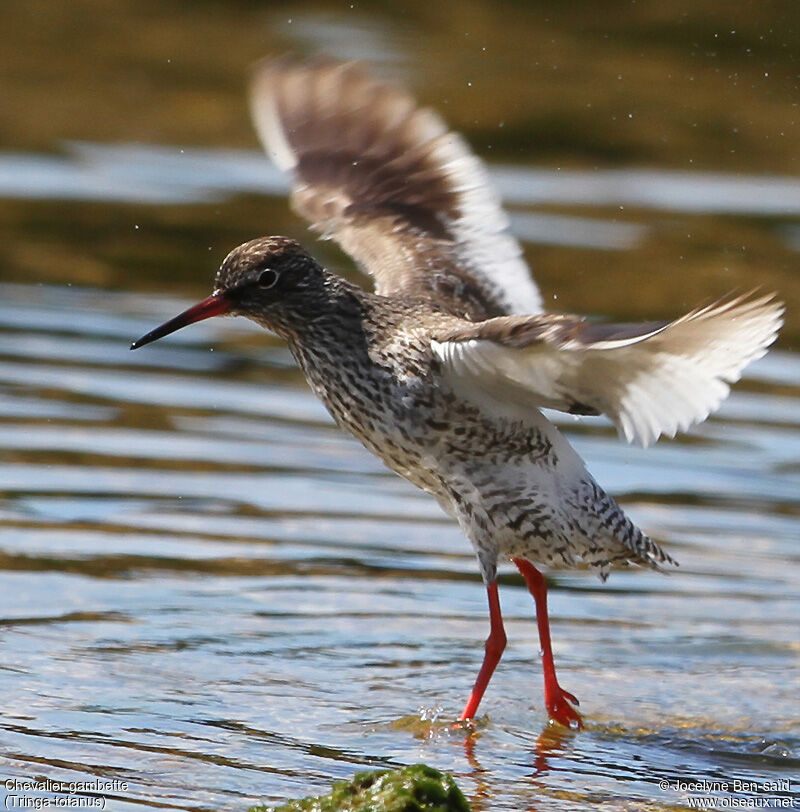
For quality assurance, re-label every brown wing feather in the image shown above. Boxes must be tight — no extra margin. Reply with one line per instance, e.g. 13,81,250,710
436,312,672,348
249,56,542,321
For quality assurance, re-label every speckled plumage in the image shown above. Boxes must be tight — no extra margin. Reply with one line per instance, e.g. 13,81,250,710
220,238,672,583
132,58,783,727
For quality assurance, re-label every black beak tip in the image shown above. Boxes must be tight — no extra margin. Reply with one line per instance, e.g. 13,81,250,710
127,291,231,353
130,331,160,350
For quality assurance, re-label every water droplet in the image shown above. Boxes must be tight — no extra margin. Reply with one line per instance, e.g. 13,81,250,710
759,740,792,758
418,704,444,723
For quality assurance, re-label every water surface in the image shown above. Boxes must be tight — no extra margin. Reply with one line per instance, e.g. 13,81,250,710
0,3,799,811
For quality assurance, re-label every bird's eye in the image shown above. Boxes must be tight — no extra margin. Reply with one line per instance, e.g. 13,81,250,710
257,268,279,289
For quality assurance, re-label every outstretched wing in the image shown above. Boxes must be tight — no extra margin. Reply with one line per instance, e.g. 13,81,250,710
431,293,784,447
249,56,542,321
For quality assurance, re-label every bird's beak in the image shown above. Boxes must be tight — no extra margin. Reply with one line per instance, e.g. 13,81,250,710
130,290,233,350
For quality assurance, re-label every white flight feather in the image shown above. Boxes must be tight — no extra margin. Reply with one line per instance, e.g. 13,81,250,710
432,294,784,447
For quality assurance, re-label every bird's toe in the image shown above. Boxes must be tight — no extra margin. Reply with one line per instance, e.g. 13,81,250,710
546,687,583,730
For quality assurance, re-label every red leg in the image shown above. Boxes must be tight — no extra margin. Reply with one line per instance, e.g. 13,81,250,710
459,581,507,721
513,558,583,729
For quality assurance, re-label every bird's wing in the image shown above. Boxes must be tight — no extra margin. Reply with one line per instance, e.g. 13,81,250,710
249,56,542,321
431,292,784,447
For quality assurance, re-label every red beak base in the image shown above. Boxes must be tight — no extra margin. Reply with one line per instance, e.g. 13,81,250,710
130,291,232,350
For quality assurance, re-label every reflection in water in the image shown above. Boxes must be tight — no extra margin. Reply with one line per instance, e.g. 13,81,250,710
7,140,800,222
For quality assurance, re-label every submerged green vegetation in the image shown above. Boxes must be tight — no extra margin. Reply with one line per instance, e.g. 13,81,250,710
252,765,472,812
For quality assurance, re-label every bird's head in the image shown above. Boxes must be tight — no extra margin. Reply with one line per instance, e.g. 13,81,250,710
131,236,331,349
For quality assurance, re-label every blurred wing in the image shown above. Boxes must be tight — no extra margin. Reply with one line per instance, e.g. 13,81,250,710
249,56,542,321
431,293,784,447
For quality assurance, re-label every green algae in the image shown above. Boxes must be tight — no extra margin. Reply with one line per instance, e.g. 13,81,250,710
251,764,472,812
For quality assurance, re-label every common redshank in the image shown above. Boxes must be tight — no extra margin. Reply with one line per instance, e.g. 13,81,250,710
131,57,783,728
